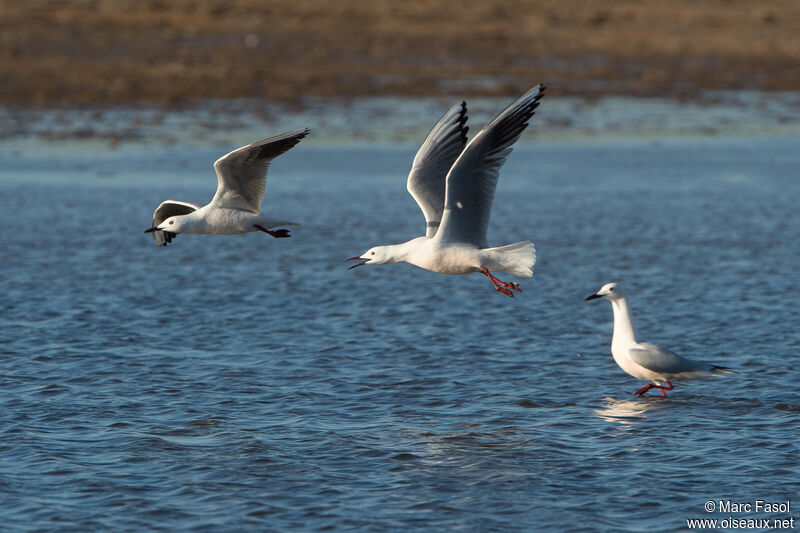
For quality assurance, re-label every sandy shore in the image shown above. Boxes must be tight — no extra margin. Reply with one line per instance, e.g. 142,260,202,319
1,0,799,108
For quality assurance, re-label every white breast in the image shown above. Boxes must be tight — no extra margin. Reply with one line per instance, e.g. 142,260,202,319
611,342,664,382
407,241,481,275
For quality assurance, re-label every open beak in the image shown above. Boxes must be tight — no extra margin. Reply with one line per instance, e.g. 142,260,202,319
144,227,159,233
585,293,601,301
346,256,368,269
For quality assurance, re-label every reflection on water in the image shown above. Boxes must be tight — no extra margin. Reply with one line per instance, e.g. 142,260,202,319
594,397,667,426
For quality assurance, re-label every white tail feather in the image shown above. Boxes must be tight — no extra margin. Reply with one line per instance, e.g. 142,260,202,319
484,241,536,278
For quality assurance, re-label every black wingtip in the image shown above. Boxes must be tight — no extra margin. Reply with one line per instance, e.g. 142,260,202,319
459,101,468,120
294,127,311,143
711,365,739,375
527,84,547,114
486,84,548,147
283,127,311,144
458,102,469,143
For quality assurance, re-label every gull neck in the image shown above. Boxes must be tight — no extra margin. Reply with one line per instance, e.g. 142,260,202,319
609,295,637,348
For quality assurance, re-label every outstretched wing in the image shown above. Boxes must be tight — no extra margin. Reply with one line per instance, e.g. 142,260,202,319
629,343,706,375
210,128,310,213
150,200,201,246
407,101,468,238
435,85,545,247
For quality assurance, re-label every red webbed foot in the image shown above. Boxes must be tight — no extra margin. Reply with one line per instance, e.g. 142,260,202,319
480,267,520,297
634,380,674,397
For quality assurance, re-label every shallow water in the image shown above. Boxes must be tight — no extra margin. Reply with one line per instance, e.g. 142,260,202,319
0,131,798,531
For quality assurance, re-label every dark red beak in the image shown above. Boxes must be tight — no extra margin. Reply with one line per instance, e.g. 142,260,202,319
346,256,368,269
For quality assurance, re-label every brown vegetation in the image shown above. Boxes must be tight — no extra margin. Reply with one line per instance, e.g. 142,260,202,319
1,0,798,108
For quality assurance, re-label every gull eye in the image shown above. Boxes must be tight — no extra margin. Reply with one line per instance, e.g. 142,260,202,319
370,251,375,255
609,287,615,292
169,220,174,225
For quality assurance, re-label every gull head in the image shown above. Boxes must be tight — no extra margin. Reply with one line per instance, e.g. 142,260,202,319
144,215,186,234
585,282,620,301
346,246,393,269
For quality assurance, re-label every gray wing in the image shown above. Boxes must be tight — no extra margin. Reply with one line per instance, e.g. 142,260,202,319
150,200,201,246
435,84,545,247
210,128,310,213
407,101,468,238
629,343,708,374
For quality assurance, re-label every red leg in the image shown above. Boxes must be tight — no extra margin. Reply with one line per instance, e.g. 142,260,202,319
254,224,291,238
658,380,674,397
479,267,521,297
634,380,674,397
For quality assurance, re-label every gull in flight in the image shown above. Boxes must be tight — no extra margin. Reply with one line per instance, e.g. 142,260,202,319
586,282,737,397
347,85,545,297
145,128,309,246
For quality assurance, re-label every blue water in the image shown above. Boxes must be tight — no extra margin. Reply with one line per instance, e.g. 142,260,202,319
0,132,798,531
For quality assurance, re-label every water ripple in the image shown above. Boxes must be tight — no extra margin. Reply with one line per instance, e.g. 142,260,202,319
0,139,798,531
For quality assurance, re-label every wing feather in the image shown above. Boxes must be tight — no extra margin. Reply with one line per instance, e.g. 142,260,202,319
629,343,706,374
406,102,468,238
211,128,310,213
436,85,545,247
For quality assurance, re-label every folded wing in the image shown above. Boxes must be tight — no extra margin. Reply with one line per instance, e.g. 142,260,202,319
211,128,310,213
407,102,468,238
150,200,201,246
629,343,707,375
436,85,545,247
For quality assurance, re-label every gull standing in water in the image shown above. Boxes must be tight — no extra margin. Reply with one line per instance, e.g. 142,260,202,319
145,128,309,246
347,85,545,297
585,282,737,397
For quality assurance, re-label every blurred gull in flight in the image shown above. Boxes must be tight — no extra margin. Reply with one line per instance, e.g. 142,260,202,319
586,282,737,397
145,128,309,246
347,84,545,297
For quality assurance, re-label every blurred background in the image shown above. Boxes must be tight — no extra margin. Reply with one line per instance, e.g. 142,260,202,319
2,0,799,109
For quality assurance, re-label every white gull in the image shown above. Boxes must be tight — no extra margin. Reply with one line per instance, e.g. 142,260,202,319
585,282,737,397
347,85,545,297
145,128,309,246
